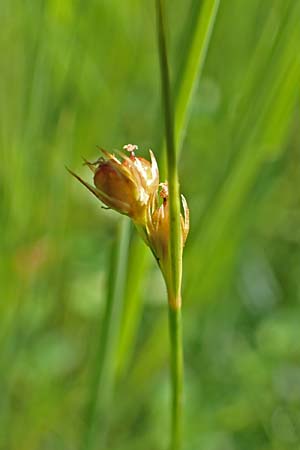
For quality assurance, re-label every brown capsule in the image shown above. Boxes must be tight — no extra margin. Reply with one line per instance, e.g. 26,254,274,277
68,145,159,224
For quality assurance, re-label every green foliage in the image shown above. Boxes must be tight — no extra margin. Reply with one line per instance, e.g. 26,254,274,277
1,1,300,449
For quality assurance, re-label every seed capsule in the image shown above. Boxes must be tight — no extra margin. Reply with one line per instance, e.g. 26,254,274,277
67,145,159,224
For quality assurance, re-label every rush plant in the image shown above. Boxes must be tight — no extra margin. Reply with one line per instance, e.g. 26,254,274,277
68,142,189,450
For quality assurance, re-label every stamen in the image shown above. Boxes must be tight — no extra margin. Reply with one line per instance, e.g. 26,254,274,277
123,144,138,159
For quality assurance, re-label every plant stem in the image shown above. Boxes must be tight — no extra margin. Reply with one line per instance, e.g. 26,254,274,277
168,305,183,450
155,0,182,307
155,1,184,449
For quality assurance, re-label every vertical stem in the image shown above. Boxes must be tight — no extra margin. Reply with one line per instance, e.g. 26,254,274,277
156,0,183,307
81,217,130,450
168,305,183,450
156,1,184,449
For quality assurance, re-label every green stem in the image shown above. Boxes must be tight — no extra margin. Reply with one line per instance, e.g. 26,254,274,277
168,305,183,450
155,0,182,306
156,1,184,449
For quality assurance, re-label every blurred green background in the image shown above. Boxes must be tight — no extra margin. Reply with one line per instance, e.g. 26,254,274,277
1,0,300,449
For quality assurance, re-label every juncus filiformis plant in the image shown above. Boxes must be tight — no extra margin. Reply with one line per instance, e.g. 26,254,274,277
68,145,189,300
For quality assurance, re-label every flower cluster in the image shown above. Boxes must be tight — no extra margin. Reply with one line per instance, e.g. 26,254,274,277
68,145,189,275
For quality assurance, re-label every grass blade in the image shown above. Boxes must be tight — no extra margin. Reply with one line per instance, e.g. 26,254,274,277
174,0,220,151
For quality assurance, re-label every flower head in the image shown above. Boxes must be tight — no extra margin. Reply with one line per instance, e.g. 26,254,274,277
68,145,189,282
68,145,159,224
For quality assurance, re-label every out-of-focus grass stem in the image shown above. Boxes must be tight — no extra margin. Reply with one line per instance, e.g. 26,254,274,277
174,0,220,150
156,1,183,449
81,217,130,450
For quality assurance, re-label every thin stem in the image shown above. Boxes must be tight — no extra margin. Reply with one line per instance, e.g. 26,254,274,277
156,0,182,308
168,306,183,450
155,1,184,449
